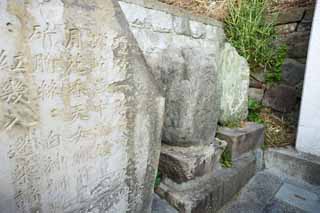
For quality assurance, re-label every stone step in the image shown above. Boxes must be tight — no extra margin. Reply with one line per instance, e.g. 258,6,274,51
216,122,264,160
219,169,320,213
264,147,320,185
156,153,257,213
159,139,227,184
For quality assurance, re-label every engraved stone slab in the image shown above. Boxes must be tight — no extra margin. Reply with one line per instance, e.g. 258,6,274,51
0,1,164,213
219,43,250,125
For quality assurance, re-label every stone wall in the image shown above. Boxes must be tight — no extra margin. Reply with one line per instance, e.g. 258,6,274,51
120,0,224,146
250,0,315,127
0,1,164,212
272,0,316,62
120,0,250,136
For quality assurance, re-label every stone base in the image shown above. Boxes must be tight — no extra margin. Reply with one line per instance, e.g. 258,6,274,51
265,147,320,185
159,139,226,184
216,122,264,160
156,153,256,213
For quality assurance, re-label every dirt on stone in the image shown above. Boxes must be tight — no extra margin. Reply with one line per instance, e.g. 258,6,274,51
158,0,228,20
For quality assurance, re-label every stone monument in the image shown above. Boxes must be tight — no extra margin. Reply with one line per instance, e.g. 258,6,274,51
0,0,164,212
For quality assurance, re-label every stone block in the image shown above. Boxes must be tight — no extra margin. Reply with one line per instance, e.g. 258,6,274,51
216,122,264,160
278,31,311,59
121,1,225,146
219,43,250,125
274,7,305,24
156,153,257,213
159,139,227,184
265,148,320,186
281,58,306,86
0,1,165,212
263,84,297,112
249,88,265,102
276,23,298,34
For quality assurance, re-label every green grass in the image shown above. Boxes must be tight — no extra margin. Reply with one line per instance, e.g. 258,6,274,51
154,171,161,188
248,98,264,124
225,0,287,83
220,148,233,168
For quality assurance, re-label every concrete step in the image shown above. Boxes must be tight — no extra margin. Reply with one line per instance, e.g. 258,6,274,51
219,170,320,213
264,147,320,185
156,153,257,213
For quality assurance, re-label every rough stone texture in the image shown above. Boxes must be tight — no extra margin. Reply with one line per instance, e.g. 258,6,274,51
156,153,257,213
265,148,320,186
120,0,225,146
219,169,320,213
275,7,305,24
152,194,178,213
219,43,250,125
281,58,306,86
159,139,227,184
0,1,164,213
216,122,265,160
220,171,283,213
262,84,297,112
249,88,265,102
280,31,311,60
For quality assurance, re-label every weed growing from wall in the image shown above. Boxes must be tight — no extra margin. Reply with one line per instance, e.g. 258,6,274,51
225,0,287,83
248,98,263,123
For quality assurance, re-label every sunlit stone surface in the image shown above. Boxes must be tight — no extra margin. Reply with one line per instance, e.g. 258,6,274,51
0,1,164,212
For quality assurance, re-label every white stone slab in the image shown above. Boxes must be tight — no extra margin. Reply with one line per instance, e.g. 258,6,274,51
297,1,320,156
0,1,164,212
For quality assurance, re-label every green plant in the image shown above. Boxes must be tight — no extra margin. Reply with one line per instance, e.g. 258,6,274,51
248,98,263,123
154,171,162,189
266,44,287,83
220,148,232,168
224,119,241,128
225,0,287,83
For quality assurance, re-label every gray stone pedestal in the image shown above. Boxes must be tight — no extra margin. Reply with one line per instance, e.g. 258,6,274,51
217,122,264,160
159,139,226,184
156,153,257,212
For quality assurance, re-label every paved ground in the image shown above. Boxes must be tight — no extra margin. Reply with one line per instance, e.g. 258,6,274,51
152,194,178,213
152,169,320,213
219,169,320,213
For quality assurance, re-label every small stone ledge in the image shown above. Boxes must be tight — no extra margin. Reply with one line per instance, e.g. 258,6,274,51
156,153,257,212
119,0,224,28
159,139,227,184
216,122,265,160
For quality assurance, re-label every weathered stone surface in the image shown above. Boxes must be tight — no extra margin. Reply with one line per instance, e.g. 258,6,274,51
220,171,283,213
265,148,320,186
156,153,256,212
281,58,306,86
262,84,297,112
216,122,264,160
0,1,164,213
219,43,250,125
159,139,226,184
249,88,265,102
120,0,225,146
279,31,311,59
276,23,298,34
275,7,305,24
152,194,178,213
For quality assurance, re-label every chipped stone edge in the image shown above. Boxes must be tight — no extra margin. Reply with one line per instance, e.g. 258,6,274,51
119,0,224,28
